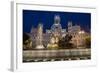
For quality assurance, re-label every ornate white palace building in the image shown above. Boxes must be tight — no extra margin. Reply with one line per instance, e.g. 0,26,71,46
26,15,90,49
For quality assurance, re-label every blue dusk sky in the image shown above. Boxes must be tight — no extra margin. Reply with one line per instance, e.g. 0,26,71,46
23,10,91,33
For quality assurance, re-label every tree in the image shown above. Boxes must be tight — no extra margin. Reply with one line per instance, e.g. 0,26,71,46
85,36,91,48
23,33,30,45
58,34,74,49
23,33,32,49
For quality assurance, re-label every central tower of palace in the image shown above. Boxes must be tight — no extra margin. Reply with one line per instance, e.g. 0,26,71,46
50,15,62,44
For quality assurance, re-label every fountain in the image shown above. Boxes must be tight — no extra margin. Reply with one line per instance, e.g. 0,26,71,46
36,23,44,49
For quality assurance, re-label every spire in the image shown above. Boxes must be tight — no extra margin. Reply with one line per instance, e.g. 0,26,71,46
54,15,60,25
38,22,43,28
30,25,34,34
68,21,72,28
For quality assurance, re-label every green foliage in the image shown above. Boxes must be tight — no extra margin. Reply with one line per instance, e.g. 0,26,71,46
85,36,91,48
23,33,33,49
58,34,74,49
48,46,58,49
23,33,30,45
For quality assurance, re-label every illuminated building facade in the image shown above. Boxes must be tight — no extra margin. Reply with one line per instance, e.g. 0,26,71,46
29,15,90,49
